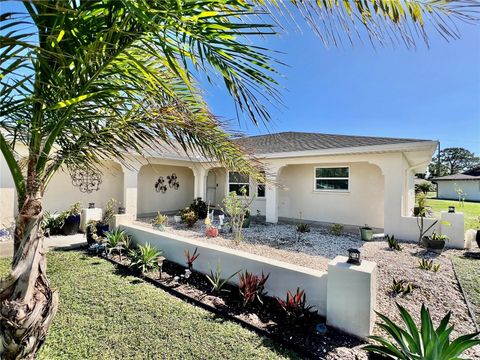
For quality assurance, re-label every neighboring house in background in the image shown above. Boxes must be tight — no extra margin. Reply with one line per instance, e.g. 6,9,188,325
0,132,438,241
432,168,480,202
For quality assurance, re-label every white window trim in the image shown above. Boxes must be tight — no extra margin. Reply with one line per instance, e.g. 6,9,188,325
256,171,266,198
228,171,250,194
313,166,350,193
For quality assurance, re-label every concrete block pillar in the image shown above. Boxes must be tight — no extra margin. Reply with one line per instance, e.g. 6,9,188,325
0,153,16,227
111,214,133,229
265,165,282,224
327,256,377,338
441,211,465,249
192,167,207,200
80,208,102,232
122,167,138,220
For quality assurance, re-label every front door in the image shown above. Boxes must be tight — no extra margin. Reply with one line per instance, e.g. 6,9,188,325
206,171,216,206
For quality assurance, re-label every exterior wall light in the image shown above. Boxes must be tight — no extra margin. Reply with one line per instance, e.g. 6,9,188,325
347,248,361,265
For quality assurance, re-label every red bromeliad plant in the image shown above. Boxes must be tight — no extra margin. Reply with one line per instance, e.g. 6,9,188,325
238,271,269,306
277,288,316,323
184,247,200,270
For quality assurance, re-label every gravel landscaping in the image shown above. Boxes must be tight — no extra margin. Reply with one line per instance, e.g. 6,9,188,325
136,217,480,358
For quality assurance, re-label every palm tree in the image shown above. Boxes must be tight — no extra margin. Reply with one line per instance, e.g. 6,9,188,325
0,0,476,358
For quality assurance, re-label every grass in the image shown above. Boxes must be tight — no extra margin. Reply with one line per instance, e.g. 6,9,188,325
453,256,480,327
425,198,480,230
0,251,298,360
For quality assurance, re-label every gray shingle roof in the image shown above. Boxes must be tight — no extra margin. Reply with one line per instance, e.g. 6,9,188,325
432,173,480,181
234,132,431,154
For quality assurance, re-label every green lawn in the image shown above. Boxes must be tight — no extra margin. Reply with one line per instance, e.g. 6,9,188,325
453,256,480,327
0,251,298,360
425,198,480,230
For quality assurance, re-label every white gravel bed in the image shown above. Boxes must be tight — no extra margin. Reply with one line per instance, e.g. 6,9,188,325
135,217,480,357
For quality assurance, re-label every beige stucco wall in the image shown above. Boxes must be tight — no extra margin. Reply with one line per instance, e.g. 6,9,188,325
277,162,384,228
43,161,124,213
137,164,194,215
437,180,480,202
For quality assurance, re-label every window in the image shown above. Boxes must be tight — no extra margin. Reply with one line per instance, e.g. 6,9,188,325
228,172,249,195
257,171,266,197
314,167,349,191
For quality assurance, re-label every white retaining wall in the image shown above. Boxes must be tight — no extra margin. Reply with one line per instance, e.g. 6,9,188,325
119,222,377,338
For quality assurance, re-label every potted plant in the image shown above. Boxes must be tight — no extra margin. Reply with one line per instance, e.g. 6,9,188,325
360,224,374,241
60,202,81,235
96,198,116,236
204,216,219,237
174,211,182,224
422,231,448,250
86,220,99,245
476,217,480,249
152,212,168,231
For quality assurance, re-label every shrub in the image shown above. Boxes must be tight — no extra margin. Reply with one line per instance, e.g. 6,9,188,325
390,278,414,296
206,261,240,294
277,288,316,323
153,212,168,226
296,223,311,233
184,247,200,269
105,229,127,257
181,208,198,227
190,197,208,219
364,303,480,360
330,223,343,236
238,270,269,306
101,198,117,225
41,212,62,236
386,234,402,251
418,258,440,272
129,243,162,273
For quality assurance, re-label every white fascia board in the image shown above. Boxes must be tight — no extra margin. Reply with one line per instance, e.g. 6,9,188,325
254,141,439,160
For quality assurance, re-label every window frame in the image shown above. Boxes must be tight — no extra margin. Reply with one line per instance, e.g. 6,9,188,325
256,170,266,198
228,171,250,196
313,166,350,193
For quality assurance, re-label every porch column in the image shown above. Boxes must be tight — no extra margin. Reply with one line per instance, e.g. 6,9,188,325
192,166,207,200
265,165,282,224
122,167,139,220
0,153,16,227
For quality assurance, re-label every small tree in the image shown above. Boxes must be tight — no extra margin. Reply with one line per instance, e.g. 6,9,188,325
453,183,467,207
416,194,438,244
415,181,433,195
223,187,255,245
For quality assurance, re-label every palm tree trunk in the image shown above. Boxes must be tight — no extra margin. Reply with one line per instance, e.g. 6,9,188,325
0,192,59,359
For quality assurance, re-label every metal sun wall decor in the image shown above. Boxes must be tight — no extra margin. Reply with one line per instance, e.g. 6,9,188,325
155,173,180,194
71,168,102,193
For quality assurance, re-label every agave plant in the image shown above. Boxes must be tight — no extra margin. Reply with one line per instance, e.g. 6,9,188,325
364,303,480,360
206,261,240,294
104,229,128,257
418,259,441,273
129,243,162,274
387,234,402,251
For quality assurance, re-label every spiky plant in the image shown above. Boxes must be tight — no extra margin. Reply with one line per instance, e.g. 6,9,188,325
129,243,162,274
364,303,480,360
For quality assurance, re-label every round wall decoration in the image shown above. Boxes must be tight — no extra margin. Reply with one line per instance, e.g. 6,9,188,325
167,173,180,190
155,176,167,193
70,168,102,193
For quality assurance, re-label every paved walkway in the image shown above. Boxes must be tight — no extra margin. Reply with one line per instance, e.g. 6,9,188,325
0,233,87,258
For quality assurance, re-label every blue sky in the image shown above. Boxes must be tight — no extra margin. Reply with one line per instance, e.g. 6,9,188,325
2,2,479,153
201,16,480,153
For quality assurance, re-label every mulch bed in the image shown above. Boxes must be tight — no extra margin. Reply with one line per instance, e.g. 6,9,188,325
96,251,365,359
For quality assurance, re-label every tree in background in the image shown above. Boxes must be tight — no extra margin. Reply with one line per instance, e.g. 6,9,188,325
1,0,478,358
429,147,480,177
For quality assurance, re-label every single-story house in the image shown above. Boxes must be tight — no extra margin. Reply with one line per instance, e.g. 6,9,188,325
0,132,438,240
432,168,480,202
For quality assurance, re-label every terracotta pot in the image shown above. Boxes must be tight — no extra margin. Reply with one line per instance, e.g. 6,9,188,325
206,227,219,237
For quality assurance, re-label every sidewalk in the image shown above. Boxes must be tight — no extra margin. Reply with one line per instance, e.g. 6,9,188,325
0,233,86,258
